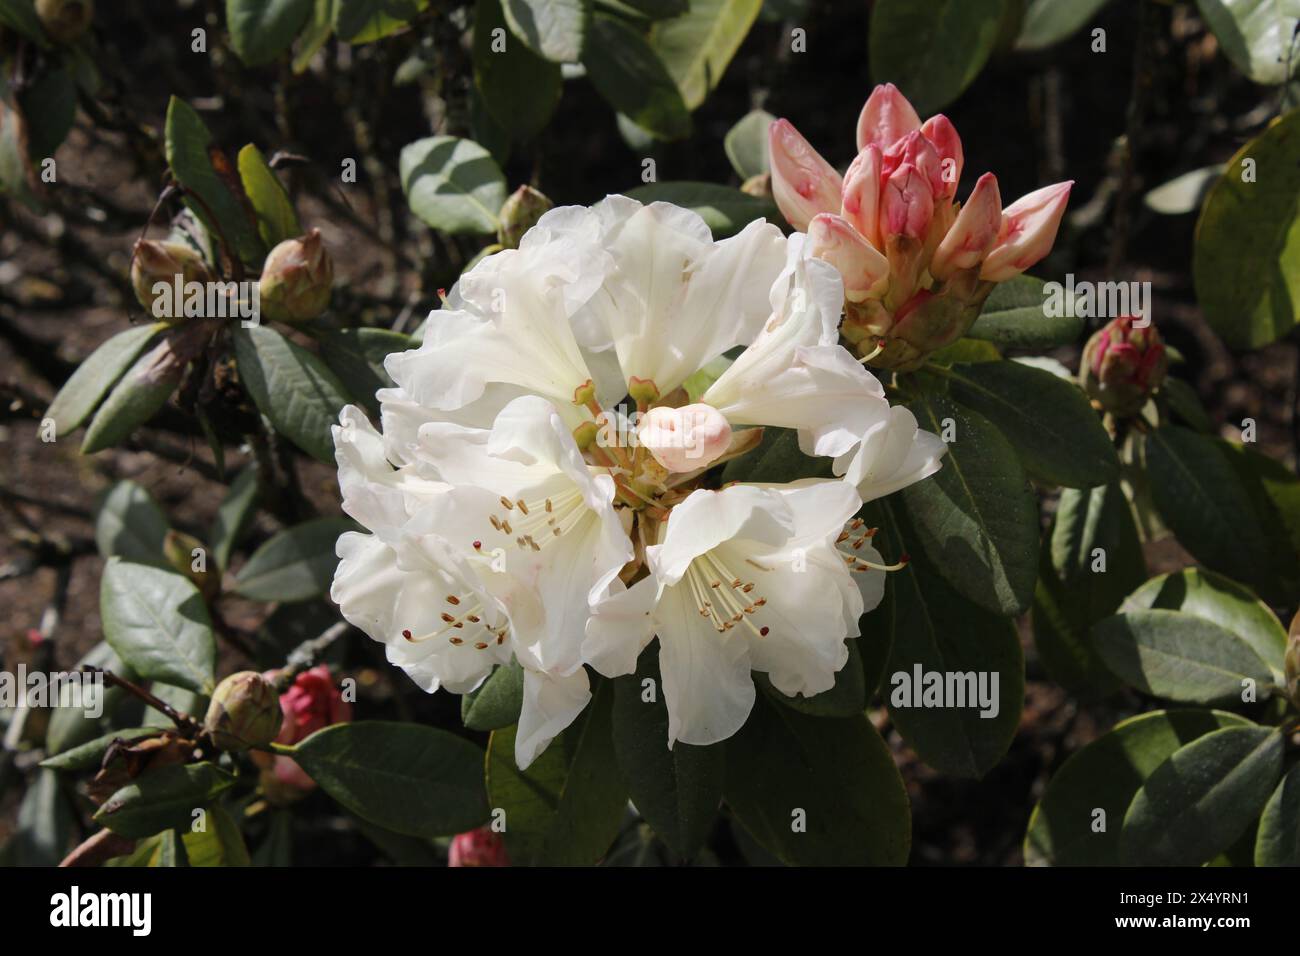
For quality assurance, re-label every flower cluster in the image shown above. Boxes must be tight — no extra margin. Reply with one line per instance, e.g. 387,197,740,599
770,84,1073,370
331,196,947,768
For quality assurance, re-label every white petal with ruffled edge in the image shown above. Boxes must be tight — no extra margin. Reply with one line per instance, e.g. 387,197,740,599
834,405,948,503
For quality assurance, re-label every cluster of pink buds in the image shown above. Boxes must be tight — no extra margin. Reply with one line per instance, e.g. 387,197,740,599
769,84,1073,371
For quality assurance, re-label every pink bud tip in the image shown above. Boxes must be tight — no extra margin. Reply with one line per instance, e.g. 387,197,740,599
768,119,843,232
638,403,732,473
857,83,923,153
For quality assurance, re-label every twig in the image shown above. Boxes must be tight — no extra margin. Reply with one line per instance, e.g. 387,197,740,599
82,667,201,736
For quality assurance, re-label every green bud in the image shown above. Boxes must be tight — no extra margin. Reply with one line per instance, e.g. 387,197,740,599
496,185,553,250
259,229,333,323
1080,316,1168,417
36,0,93,44
203,671,282,752
130,239,214,323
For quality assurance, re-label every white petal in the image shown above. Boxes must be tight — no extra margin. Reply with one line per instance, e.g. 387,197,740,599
655,585,756,747
584,576,658,678
647,485,794,586
515,667,592,770
835,405,948,502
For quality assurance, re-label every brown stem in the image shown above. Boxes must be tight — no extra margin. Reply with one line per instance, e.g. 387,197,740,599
60,828,137,868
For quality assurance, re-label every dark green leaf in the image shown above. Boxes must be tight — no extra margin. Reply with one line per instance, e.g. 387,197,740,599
624,181,778,238
724,696,910,865
0,0,49,45
292,721,490,837
967,275,1083,348
946,359,1118,487
1050,481,1145,618
1256,761,1300,866
334,0,426,42
462,661,525,731
584,15,691,141
210,465,261,571
1121,724,1284,866
101,558,217,695
9,769,73,866
82,340,184,454
1033,545,1122,697
317,327,413,414
95,763,235,839
95,479,170,565
164,97,263,265
233,324,351,463
475,0,563,141
19,65,76,160
1160,376,1214,432
612,643,723,859
869,0,1005,115
901,390,1039,615
649,0,762,110
400,135,507,235
1024,708,1249,865
1015,0,1112,51
40,728,161,772
226,0,314,65
44,643,139,756
233,516,354,602
879,501,1024,777
485,679,628,864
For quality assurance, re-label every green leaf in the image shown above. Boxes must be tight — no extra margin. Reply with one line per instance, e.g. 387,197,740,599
1145,425,1294,604
210,465,260,571
724,696,910,865
1121,567,1288,684
720,427,831,484
723,108,774,180
164,97,263,265
461,661,525,731
0,0,49,45
485,679,629,865
19,65,77,160
101,558,217,695
624,181,777,238
40,728,161,772
1015,0,1112,51
584,15,692,141
237,144,300,248
869,0,1006,115
292,721,490,837
95,479,170,565
1160,376,1215,432
95,763,235,839
44,643,138,756
967,275,1083,348
474,0,563,142
82,340,184,454
1033,546,1122,697
900,390,1039,615
226,0,314,65
612,643,723,859
317,327,412,414
399,135,507,235
758,639,866,718
1121,724,1284,866
233,516,353,602
9,769,73,866
1194,0,1300,84
181,805,251,866
879,501,1024,777
1092,609,1274,704
45,323,162,436
1024,708,1249,865
945,359,1118,487
649,0,762,110
233,324,351,463
334,0,426,42
1193,107,1300,348
252,810,294,866
1224,442,1300,595
502,0,591,63
1255,761,1300,865
1051,482,1145,617
293,0,338,72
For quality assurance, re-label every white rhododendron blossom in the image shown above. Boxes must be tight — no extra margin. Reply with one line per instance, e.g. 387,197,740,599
331,196,946,768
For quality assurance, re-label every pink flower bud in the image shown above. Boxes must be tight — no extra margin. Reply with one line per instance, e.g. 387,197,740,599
450,827,510,867
254,665,354,792
979,181,1073,282
930,173,1002,280
768,119,843,232
882,130,945,204
880,163,934,241
638,403,732,473
1080,316,1168,416
808,213,889,302
920,115,963,200
856,83,922,152
840,145,883,249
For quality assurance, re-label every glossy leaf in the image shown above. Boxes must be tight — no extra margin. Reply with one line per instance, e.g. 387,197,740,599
474,0,563,142
95,764,235,839
502,0,591,62
461,661,525,731
95,480,170,565
966,275,1083,348
1255,761,1300,865
400,135,507,235
82,341,184,454
1194,0,1300,84
649,0,762,110
226,0,314,65
1016,0,1112,51
233,516,354,602
584,15,691,140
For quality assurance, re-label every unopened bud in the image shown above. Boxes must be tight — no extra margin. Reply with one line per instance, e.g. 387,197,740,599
36,0,93,44
638,403,732,473
259,229,333,323
130,240,214,322
1080,316,1168,416
497,185,554,250
203,671,283,752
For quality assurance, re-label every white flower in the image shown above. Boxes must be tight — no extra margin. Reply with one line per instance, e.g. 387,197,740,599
834,404,948,502
584,479,888,747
